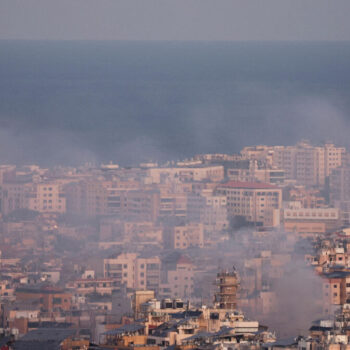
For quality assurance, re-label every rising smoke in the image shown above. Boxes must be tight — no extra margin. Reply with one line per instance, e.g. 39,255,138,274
1,41,350,166
212,228,324,337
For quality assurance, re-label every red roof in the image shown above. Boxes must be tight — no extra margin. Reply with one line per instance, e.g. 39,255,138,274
177,255,192,265
218,181,278,190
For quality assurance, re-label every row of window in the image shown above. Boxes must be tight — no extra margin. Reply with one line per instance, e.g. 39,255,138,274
285,211,337,217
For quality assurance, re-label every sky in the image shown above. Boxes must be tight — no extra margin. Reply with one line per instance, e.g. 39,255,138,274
0,0,350,41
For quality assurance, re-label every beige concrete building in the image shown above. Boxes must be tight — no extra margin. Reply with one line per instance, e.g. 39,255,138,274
126,190,160,222
273,142,345,186
227,160,285,185
104,252,139,289
282,204,340,234
160,255,194,299
216,181,282,227
200,190,228,232
242,142,345,187
65,180,108,217
159,192,188,219
66,278,118,296
1,182,31,215
325,143,346,177
135,256,161,291
132,290,155,319
330,166,350,204
147,165,224,184
272,142,325,186
104,253,161,292
288,186,326,208
165,223,204,250
99,218,162,244
27,183,66,213
240,145,274,165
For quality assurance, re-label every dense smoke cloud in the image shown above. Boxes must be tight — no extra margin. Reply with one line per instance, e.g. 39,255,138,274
0,127,97,166
269,260,323,337
1,41,350,166
214,229,323,337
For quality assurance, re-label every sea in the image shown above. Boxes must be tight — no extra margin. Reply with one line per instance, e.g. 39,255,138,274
1,40,350,166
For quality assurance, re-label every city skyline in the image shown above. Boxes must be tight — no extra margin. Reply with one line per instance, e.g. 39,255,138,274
1,2,350,348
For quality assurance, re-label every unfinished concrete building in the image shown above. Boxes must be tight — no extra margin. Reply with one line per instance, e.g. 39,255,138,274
214,266,239,310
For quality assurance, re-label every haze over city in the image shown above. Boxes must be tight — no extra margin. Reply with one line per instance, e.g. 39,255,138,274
0,1,350,349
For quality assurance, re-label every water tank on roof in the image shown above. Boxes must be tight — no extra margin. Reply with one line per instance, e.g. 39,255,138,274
173,299,184,309
162,298,173,309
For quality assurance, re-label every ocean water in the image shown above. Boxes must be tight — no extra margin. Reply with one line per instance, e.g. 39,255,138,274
1,40,350,166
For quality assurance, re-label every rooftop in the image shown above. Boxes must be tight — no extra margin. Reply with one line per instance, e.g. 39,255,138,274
218,181,278,190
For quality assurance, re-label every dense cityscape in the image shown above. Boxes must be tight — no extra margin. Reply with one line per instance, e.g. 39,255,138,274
1,140,350,348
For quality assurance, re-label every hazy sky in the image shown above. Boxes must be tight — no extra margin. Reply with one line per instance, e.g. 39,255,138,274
0,0,349,41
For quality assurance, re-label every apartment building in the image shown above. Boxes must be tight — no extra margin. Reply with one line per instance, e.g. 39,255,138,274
329,166,350,225
273,142,325,186
99,218,162,243
160,254,194,299
227,160,285,185
216,181,282,227
159,192,187,219
330,166,350,204
104,253,161,292
124,190,160,222
27,183,66,213
242,142,345,187
1,182,31,215
135,256,161,291
104,253,138,288
147,165,224,184
16,286,72,312
66,278,119,296
200,190,228,232
240,145,274,165
282,205,340,234
65,180,108,217
322,273,350,314
164,223,204,250
288,186,326,208
324,143,346,177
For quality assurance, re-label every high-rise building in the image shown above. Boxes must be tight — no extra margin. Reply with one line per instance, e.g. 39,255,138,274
242,142,345,187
